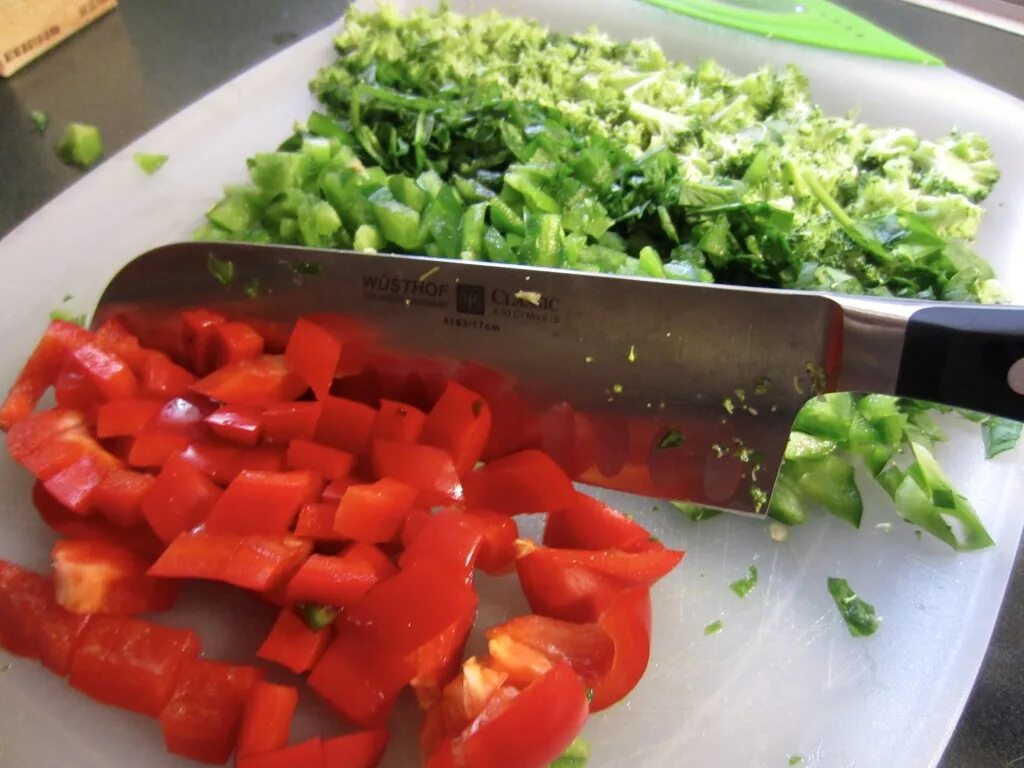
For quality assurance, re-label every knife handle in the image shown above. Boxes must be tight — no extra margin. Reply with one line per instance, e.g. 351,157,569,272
895,305,1024,420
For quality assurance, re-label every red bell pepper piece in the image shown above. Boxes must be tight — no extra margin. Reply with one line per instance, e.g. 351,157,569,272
67,342,139,401
294,502,347,541
421,382,492,476
0,560,91,675
214,320,265,367
399,510,484,575
432,663,589,768
333,478,418,543
33,482,164,559
178,440,286,486
69,614,200,715
93,318,147,367
149,530,312,592
370,439,463,508
543,492,653,552
191,355,308,407
42,454,107,514
95,398,163,438
141,454,223,542
372,399,427,444
205,405,263,447
286,438,354,480
285,545,396,607
257,608,332,674
159,658,261,764
0,320,91,429
522,544,683,586
90,468,155,526
588,589,652,711
308,627,413,729
321,477,356,503
8,408,120,480
236,681,299,759
182,308,226,375
138,351,198,399
315,395,377,454
323,730,389,768
463,450,577,515
237,738,325,768
262,401,322,444
407,610,475,708
285,314,368,396
128,431,190,468
52,540,178,615
54,363,104,423
204,469,322,535
465,509,518,575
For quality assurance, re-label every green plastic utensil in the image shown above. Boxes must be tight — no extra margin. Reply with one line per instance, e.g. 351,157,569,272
640,0,943,64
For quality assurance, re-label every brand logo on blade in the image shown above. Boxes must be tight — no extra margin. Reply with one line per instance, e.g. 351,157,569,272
456,284,486,315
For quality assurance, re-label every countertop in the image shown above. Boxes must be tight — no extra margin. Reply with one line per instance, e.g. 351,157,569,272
0,1,1021,765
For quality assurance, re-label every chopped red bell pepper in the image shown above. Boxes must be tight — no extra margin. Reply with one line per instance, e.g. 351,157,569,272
69,614,200,715
205,405,263,447
149,530,312,592
237,738,325,768
0,560,91,675
463,450,577,515
257,607,332,674
236,680,299,759
399,510,484,575
138,351,198,399
182,308,226,375
52,539,178,615
465,509,518,575
321,477,356,503
67,343,139,401
95,398,163,438
407,610,475,708
323,730,389,768
294,502,347,541
262,401,322,444
191,355,308,407
333,478,418,543
0,320,91,429
421,381,492,476
141,454,223,542
214,320,265,368
53,363,104,422
128,431,190,468
286,438,354,480
204,469,322,535
42,454,107,514
370,440,463,508
90,468,156,526
93,318,147,368
588,588,652,711
8,408,120,480
285,545,396,607
522,543,683,586
543,492,653,552
372,399,427,444
159,657,261,764
315,395,377,455
285,315,344,396
178,440,286,486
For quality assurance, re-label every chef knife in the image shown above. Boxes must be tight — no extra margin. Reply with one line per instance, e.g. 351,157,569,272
94,241,1024,516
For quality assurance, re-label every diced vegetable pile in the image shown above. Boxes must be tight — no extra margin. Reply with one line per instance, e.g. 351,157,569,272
195,4,1018,548
0,311,684,767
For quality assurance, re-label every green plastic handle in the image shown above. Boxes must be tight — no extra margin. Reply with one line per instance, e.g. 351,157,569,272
640,0,943,64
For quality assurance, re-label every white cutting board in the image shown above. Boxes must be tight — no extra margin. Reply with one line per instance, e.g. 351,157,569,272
1,2,1023,766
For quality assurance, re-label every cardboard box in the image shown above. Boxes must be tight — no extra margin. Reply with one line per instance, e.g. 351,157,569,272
0,0,117,77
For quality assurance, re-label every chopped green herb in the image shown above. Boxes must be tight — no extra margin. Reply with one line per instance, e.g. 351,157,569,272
207,253,236,286
549,737,590,767
49,308,86,327
243,277,261,299
670,501,721,522
295,603,338,631
134,152,169,175
611,384,623,394
730,565,759,599
723,397,735,415
704,619,723,636
788,757,805,766
30,110,49,133
981,416,1022,459
827,577,880,637
57,122,103,168
656,428,685,450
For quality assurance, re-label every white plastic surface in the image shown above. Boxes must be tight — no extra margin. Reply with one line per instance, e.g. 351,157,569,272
1,2,1023,766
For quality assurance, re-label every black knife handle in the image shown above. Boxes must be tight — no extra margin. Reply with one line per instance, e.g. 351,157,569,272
895,305,1024,420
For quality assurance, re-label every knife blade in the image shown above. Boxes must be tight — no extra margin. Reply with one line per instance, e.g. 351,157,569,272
94,241,1024,516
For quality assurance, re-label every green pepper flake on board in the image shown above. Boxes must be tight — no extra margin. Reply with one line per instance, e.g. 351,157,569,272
730,565,759,598
828,577,880,637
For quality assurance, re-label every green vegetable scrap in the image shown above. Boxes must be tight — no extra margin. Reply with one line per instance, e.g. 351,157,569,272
704,619,723,636
730,565,759,598
30,110,50,133
295,603,338,631
49,308,86,327
134,152,169,175
981,417,1022,459
57,122,103,168
207,253,235,286
549,738,590,767
195,4,1013,548
788,757,805,766
827,577,880,637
